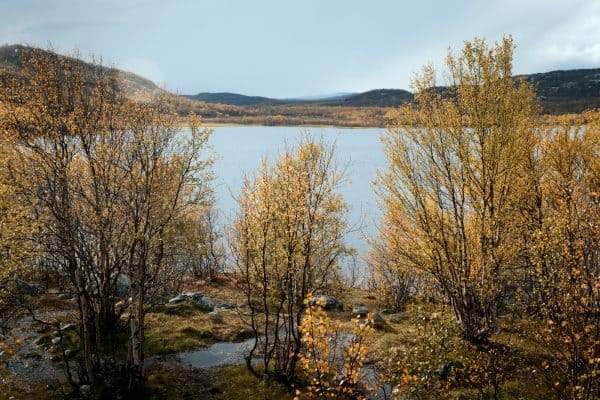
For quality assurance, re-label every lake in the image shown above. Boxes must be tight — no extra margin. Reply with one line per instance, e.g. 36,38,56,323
209,125,387,276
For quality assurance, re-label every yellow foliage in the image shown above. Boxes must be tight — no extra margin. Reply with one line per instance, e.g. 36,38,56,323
297,295,374,400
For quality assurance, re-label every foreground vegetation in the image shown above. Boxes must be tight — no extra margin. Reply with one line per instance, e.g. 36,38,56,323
0,36,598,400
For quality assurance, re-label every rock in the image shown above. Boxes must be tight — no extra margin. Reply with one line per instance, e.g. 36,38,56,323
351,306,370,317
216,303,236,310
195,296,215,312
388,312,409,324
15,279,43,296
80,384,92,397
53,330,61,337
372,312,386,329
168,292,215,312
51,337,62,345
57,293,70,300
116,274,130,298
61,323,76,331
381,308,397,314
64,349,74,358
208,310,224,323
308,295,344,311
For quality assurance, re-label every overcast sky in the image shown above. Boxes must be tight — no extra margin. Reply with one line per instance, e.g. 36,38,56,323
1,0,599,97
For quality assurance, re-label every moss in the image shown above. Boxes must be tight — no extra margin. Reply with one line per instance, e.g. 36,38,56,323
210,365,294,400
144,304,252,356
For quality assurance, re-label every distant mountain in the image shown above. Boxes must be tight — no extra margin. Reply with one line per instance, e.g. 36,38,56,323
2,45,599,115
0,44,163,101
319,89,414,107
186,89,414,107
185,91,359,105
188,70,600,113
286,92,357,101
518,68,600,113
184,92,284,106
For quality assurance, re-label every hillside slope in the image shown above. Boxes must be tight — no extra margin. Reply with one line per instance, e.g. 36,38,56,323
0,44,163,101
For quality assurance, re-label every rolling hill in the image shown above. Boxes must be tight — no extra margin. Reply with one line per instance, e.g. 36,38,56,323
2,44,599,123
0,44,163,101
188,70,600,114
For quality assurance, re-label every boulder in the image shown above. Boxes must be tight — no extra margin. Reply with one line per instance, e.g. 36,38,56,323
168,292,215,312
168,294,188,304
216,303,236,310
61,323,76,331
308,295,344,311
15,279,43,296
351,306,370,317
80,384,92,397
372,312,386,329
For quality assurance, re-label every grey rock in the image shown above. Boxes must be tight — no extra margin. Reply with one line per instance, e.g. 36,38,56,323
80,384,92,397
168,294,188,304
168,292,215,312
372,312,386,329
16,279,43,296
308,295,344,311
64,349,74,358
208,310,224,323
351,306,370,317
51,337,62,345
388,312,409,324
53,330,61,337
57,293,70,300
216,303,236,310
194,296,215,312
61,323,76,331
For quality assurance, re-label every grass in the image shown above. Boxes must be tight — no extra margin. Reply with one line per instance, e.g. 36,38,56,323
209,365,294,400
144,301,253,356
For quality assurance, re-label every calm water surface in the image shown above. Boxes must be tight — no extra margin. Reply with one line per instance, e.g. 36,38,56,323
209,125,386,273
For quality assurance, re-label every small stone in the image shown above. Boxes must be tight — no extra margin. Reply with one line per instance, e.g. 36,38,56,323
57,293,70,300
216,303,236,310
80,384,92,397
61,323,76,331
64,349,74,358
51,337,62,345
372,312,386,329
208,310,224,323
308,295,344,311
351,306,370,317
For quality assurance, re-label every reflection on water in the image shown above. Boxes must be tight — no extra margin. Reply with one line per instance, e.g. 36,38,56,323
176,337,255,368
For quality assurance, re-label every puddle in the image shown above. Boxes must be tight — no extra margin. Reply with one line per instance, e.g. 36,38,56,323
176,337,255,368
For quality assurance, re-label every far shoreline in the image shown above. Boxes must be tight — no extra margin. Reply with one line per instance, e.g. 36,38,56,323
199,122,386,130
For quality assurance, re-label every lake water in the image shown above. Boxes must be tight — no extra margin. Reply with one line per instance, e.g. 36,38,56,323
209,125,387,275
